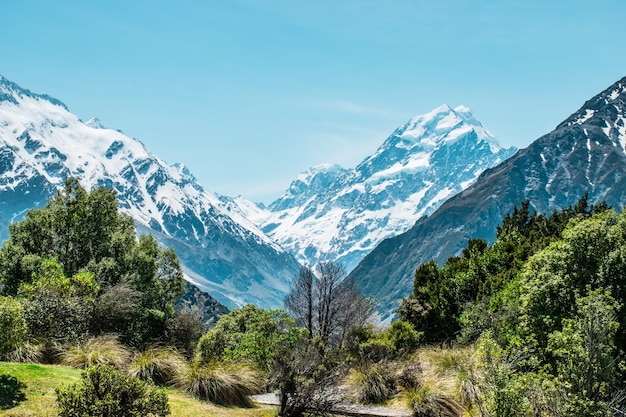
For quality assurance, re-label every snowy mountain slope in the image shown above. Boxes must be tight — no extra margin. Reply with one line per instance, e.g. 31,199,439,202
349,75,626,320
0,75,301,309
251,105,516,271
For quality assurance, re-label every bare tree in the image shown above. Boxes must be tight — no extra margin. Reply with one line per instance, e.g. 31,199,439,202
284,265,314,338
284,260,373,350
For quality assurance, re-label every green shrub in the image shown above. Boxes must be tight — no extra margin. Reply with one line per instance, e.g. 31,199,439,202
56,364,170,417
23,291,93,344
176,360,262,407
0,296,27,356
60,335,131,370
196,304,305,371
128,346,187,386
386,320,422,354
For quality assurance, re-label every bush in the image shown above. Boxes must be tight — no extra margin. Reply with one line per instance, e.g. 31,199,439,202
196,304,304,371
22,289,92,344
60,335,131,370
0,296,27,356
176,360,262,407
128,346,187,386
386,320,422,354
56,364,170,417
91,283,141,335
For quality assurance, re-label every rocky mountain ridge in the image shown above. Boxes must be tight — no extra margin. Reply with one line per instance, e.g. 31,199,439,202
348,75,626,320
247,104,516,271
0,74,301,309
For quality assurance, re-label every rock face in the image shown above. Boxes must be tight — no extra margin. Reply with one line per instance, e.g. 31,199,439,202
175,281,230,328
349,76,626,320
0,75,301,309
252,105,515,272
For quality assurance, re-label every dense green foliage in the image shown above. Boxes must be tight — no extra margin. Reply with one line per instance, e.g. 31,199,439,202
0,178,185,347
398,195,626,415
55,364,170,417
196,304,305,371
0,296,27,355
398,194,609,345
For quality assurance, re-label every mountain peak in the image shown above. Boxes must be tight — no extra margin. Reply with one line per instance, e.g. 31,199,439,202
259,104,516,271
0,75,68,110
86,117,106,129
394,104,498,152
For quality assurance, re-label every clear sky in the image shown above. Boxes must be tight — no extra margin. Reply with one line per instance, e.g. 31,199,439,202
2,1,626,203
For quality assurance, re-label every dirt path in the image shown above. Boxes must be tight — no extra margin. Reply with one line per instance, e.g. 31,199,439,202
251,393,412,417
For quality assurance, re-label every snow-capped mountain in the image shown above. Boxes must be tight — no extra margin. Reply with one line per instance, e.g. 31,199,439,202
349,75,626,320
252,105,516,271
0,75,301,309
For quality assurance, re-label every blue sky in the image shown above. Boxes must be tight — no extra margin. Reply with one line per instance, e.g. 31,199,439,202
2,1,626,203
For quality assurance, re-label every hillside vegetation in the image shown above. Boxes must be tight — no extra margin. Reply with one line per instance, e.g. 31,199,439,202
2,177,626,416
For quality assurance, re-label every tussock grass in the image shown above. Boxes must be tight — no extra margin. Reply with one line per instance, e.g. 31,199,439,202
395,347,472,417
128,345,187,386
350,364,397,404
176,360,263,407
405,384,466,417
3,342,45,364
59,335,131,370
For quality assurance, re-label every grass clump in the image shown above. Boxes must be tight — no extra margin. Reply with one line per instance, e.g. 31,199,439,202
3,342,45,364
60,335,131,370
176,360,263,407
128,346,187,386
350,364,397,404
405,384,465,417
394,347,471,417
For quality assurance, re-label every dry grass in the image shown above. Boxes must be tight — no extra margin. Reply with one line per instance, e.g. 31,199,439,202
176,360,263,407
128,345,187,386
2,342,45,364
59,335,131,370
349,364,397,404
395,346,473,417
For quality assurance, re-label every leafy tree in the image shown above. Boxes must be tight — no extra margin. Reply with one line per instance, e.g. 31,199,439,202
196,304,305,371
546,289,624,416
285,261,373,351
514,209,626,350
17,258,98,343
56,364,170,417
0,178,185,347
400,194,611,346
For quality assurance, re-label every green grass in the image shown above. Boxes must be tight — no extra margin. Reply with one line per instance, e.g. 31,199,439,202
0,362,276,417
0,362,80,417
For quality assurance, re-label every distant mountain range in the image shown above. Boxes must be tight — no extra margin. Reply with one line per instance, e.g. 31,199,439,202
4,73,624,323
0,74,301,310
241,105,515,272
348,75,626,320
